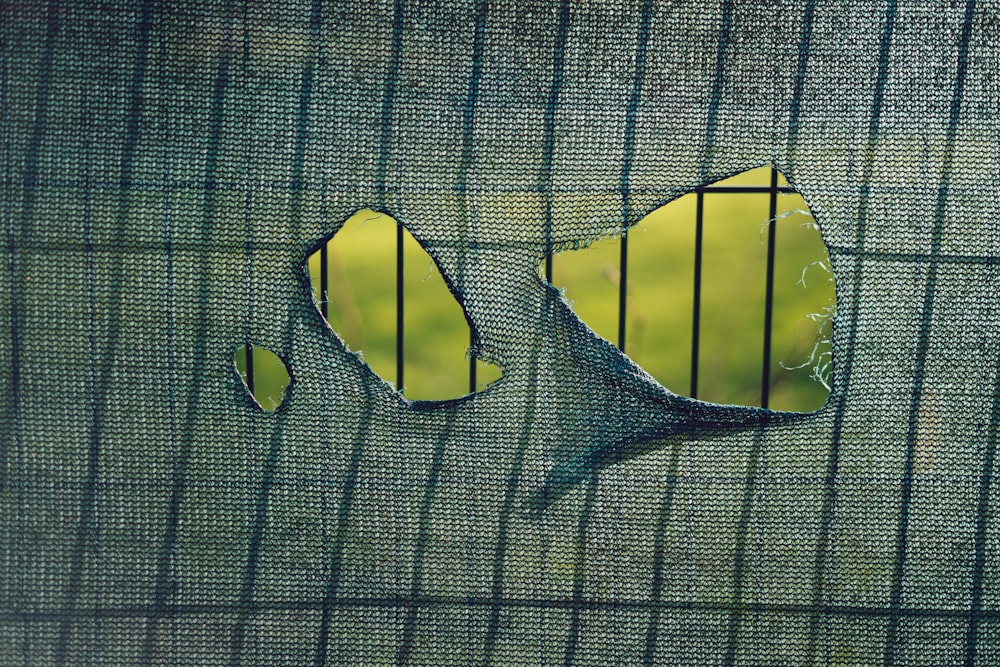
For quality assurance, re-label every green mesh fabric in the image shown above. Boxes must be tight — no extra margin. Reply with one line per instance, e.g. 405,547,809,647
2,0,999,664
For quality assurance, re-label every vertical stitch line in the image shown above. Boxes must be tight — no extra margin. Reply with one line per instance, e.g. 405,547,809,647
80,96,98,664
804,2,898,661
312,385,376,666
785,0,817,173
235,3,257,647
161,37,179,664
3,6,57,656
13,0,60,242
243,14,257,402
457,0,487,393
228,0,326,661
698,0,734,184
0,17,28,661
722,428,767,665
375,0,405,200
315,1,404,662
619,0,655,354
561,470,600,666
883,4,977,664
964,346,1000,666
140,4,232,661
153,23,181,662
641,437,685,665
56,2,155,661
484,4,572,656
396,412,458,665
539,0,576,657
0,0,18,499
541,0,571,279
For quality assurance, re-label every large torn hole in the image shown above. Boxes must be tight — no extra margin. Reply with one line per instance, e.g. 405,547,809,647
544,167,835,412
234,344,291,411
308,210,502,400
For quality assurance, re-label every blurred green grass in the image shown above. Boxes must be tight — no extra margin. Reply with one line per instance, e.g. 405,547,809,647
237,167,835,410
550,167,834,411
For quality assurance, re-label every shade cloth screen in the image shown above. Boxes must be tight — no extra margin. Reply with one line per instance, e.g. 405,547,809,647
2,0,999,664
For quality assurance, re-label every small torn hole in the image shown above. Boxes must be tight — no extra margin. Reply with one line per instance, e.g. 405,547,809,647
234,344,290,411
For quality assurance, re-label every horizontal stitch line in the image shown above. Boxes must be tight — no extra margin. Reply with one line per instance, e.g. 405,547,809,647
0,473,981,492
7,179,980,198
3,596,992,623
828,246,1000,266
6,180,794,195
4,239,543,253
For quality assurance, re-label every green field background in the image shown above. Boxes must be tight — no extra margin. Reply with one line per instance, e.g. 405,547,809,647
238,167,835,412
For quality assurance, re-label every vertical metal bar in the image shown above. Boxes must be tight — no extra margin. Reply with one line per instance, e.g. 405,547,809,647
245,344,255,396
618,230,628,351
396,222,404,393
318,174,329,321
690,189,704,399
469,331,477,394
761,167,778,408
319,243,329,320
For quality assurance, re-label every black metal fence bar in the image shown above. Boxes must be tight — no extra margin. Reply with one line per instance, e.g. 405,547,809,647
320,245,329,321
245,344,255,396
396,223,404,392
469,331,478,394
619,230,629,352
761,167,780,408
688,168,785,405
690,188,705,399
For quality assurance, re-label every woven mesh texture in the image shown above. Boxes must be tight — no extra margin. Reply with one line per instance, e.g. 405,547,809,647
2,0,999,664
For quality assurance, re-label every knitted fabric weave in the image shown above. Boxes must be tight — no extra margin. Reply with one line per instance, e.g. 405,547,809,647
2,1,998,664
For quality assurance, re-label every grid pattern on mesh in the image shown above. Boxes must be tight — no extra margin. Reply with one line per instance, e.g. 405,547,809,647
1,1,998,664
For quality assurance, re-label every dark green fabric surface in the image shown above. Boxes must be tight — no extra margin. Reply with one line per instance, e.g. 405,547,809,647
2,0,999,664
